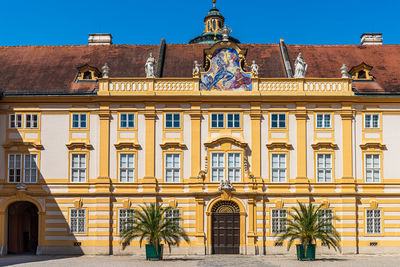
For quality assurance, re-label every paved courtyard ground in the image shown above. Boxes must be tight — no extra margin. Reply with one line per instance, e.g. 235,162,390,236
1,254,400,267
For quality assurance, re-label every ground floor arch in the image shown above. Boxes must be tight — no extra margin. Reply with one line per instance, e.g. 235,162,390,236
7,201,39,254
210,200,241,254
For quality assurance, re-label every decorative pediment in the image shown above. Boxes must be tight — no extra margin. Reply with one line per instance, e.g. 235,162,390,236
66,142,93,150
349,62,374,80
204,136,248,148
311,142,338,150
360,142,386,150
200,41,252,91
3,141,44,150
160,141,187,150
266,142,292,150
114,142,141,150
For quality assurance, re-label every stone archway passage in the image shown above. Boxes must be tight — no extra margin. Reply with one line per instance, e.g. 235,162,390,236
211,200,240,254
7,201,38,254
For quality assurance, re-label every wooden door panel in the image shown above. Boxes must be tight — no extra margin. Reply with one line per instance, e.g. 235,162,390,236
212,213,240,254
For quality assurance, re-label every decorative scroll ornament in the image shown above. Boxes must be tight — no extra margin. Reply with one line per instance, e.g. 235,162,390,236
341,64,350,78
218,179,235,192
219,25,232,42
145,52,156,78
16,183,27,191
294,52,308,78
102,63,110,78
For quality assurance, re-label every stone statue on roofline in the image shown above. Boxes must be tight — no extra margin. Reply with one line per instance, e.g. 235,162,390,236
193,60,202,76
250,60,259,76
145,52,156,78
294,52,308,78
102,63,110,78
341,64,350,78
219,25,232,42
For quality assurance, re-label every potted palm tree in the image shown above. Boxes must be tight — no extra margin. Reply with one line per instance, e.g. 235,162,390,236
120,202,190,260
275,202,341,260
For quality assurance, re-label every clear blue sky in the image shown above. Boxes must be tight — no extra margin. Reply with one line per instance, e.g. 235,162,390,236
0,0,398,46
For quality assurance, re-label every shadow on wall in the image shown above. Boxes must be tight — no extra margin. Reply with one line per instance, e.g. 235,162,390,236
1,127,83,257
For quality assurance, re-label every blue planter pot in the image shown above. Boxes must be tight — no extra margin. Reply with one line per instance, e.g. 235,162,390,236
145,244,163,260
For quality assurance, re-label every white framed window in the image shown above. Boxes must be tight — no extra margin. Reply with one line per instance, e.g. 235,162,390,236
8,154,22,183
165,209,181,227
211,152,225,182
271,153,287,182
227,113,240,128
366,209,381,234
9,114,22,129
72,114,87,128
119,153,135,182
227,153,241,182
271,113,286,128
71,154,87,183
211,113,225,128
318,209,333,233
70,209,86,234
317,154,332,182
316,114,331,128
24,154,38,183
165,153,181,182
119,209,135,233
25,114,38,128
364,114,379,129
365,154,380,183
165,113,181,128
120,113,135,128
271,209,287,234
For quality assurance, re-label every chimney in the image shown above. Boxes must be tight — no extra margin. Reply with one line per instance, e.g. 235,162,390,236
88,33,112,45
360,33,383,45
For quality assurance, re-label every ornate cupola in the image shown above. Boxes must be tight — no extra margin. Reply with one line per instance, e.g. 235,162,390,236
189,0,240,44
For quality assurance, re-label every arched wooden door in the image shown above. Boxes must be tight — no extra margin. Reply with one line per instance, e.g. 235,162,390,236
8,201,38,254
211,201,240,254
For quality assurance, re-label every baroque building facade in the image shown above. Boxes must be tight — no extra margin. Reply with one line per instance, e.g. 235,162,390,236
1,1,400,256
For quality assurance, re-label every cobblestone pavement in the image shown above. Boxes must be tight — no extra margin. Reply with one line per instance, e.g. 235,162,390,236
1,254,400,267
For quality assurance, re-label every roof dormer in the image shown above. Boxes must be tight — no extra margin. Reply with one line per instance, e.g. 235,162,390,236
349,62,374,81
76,64,101,82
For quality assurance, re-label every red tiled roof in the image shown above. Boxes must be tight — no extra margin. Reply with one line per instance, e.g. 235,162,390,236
286,45,400,93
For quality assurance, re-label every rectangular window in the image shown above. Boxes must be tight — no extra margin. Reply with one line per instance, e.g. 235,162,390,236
24,154,38,183
8,154,22,183
211,113,225,128
120,113,135,128
211,152,225,182
119,154,135,182
71,154,86,183
318,209,333,233
316,114,331,128
271,209,287,234
366,209,381,234
317,154,332,182
365,154,380,183
227,153,241,182
165,209,181,227
271,154,287,182
119,209,135,233
165,153,181,182
227,113,240,128
25,114,38,128
9,114,22,129
70,209,86,234
72,114,87,128
365,114,379,129
271,114,286,128
165,113,181,128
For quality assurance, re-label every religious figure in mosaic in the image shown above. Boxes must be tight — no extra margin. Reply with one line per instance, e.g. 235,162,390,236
200,48,252,91
294,52,307,78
